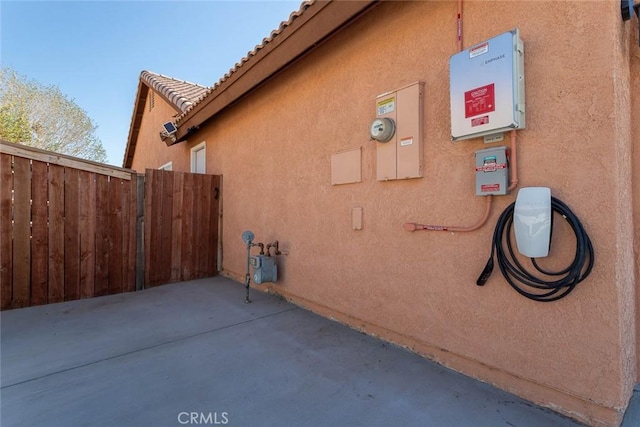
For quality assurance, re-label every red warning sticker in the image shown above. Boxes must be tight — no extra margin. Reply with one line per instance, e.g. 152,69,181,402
471,116,489,127
481,184,501,192
465,83,495,118
469,42,489,58
475,163,507,172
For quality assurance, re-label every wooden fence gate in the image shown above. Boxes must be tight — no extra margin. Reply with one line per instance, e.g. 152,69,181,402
144,168,220,287
0,141,220,310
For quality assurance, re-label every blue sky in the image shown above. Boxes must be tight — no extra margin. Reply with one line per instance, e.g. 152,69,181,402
1,0,301,166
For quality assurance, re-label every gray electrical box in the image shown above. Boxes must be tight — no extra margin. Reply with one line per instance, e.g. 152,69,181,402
450,29,525,141
250,255,278,284
475,146,509,196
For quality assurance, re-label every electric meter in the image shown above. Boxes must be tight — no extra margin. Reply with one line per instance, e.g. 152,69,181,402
370,117,395,142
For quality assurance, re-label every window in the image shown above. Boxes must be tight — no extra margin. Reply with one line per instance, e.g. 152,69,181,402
191,142,206,174
158,161,172,171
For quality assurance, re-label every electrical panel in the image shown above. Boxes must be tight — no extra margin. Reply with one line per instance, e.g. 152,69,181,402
250,255,277,284
475,146,509,196
450,29,525,141
374,81,424,181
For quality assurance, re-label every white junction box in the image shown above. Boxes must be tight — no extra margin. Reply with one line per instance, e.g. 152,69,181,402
450,29,525,141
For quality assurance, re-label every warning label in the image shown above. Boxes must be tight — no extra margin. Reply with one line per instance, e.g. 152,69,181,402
465,83,495,118
481,184,501,193
400,137,413,146
377,97,395,115
475,163,507,173
469,42,489,58
471,116,489,127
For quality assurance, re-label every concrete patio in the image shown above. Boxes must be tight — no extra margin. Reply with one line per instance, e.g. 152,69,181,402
0,276,633,426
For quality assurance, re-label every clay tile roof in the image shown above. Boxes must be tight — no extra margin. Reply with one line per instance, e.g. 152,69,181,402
140,71,209,113
123,71,209,168
175,0,316,124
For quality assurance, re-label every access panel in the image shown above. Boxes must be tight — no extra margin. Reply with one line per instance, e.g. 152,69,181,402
374,81,424,181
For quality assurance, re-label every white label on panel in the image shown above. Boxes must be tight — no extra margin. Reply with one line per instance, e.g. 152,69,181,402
377,97,395,115
469,42,489,58
484,133,505,144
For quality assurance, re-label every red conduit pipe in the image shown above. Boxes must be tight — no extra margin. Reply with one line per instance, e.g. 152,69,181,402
404,2,519,233
457,0,463,51
405,0,494,233
507,130,518,191
404,130,519,233
403,195,493,232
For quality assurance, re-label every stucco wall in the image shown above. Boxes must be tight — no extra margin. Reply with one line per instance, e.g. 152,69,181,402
130,1,637,425
632,7,640,383
130,90,190,172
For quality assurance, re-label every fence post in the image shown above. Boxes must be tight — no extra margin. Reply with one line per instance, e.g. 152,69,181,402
136,174,145,291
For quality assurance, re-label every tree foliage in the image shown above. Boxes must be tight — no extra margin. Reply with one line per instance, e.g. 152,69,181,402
0,68,107,162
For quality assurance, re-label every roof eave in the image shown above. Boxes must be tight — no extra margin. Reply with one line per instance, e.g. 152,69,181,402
140,71,206,115
123,72,208,168
172,0,378,144
122,80,149,168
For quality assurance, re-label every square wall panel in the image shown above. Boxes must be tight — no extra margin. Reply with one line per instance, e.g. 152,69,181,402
331,147,362,185
375,81,424,181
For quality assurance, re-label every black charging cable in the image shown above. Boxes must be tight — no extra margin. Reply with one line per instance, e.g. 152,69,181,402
476,197,594,302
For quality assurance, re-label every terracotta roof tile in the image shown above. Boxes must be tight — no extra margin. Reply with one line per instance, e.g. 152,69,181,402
175,0,316,124
122,71,208,168
140,71,209,113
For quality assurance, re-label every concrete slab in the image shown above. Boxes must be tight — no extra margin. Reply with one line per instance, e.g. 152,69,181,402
621,385,640,427
2,277,585,426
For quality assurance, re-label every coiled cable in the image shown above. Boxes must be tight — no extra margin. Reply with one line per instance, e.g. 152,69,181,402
476,196,594,302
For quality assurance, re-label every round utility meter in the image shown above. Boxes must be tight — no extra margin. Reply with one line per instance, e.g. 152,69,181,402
369,118,396,142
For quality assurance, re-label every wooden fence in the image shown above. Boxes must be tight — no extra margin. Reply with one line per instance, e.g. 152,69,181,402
0,141,220,310
144,169,220,287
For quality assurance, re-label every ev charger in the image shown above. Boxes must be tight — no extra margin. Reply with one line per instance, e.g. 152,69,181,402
477,187,594,301
514,187,551,258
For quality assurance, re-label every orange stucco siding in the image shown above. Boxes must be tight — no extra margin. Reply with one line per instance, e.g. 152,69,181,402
130,2,638,425
632,5,640,386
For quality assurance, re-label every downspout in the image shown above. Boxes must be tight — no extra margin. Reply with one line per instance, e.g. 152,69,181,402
507,130,518,191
